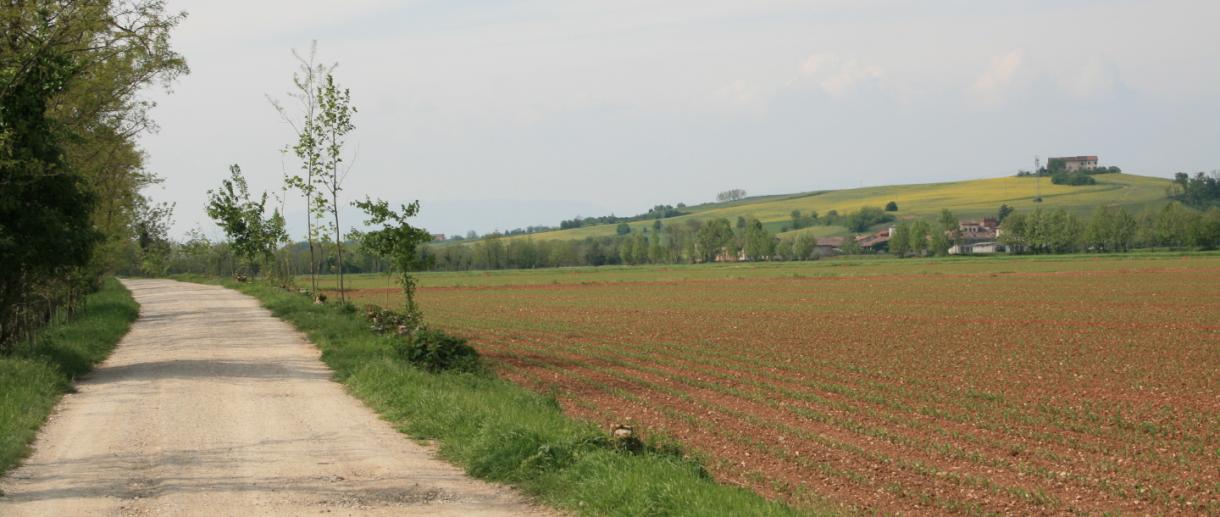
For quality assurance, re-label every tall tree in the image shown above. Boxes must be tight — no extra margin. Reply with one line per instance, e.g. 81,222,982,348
889,223,911,256
908,220,931,255
311,72,356,302
269,42,332,293
0,1,185,348
743,219,775,260
696,218,734,262
132,197,175,276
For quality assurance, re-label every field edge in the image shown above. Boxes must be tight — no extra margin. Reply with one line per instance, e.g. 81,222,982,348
197,276,824,517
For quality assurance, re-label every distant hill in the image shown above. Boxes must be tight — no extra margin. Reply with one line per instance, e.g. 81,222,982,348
466,173,1173,243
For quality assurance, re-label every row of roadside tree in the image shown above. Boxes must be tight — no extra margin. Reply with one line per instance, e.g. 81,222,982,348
1,3,186,350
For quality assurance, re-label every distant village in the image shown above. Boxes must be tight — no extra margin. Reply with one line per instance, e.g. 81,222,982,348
417,153,1220,270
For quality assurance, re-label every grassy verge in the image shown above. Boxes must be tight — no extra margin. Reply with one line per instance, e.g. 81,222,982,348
0,278,139,476
199,276,806,516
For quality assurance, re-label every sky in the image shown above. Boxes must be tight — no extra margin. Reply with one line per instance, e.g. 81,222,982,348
138,0,1220,239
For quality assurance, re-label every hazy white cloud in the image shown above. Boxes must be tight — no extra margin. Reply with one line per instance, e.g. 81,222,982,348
711,51,887,109
711,79,769,108
968,49,1026,108
796,52,885,99
1059,59,1123,100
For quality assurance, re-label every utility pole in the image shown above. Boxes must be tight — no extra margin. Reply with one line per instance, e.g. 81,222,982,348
1034,155,1042,202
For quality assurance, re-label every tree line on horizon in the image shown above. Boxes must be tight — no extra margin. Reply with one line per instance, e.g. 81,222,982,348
419,203,1220,270
156,199,1220,277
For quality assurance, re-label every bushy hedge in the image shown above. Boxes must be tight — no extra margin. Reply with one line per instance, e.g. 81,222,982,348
1051,170,1097,186
397,327,480,373
361,304,480,372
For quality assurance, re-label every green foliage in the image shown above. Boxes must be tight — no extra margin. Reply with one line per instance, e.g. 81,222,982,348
205,165,288,277
844,206,894,232
1051,170,1097,186
907,220,932,255
275,46,330,292
311,72,357,302
696,218,735,262
615,222,631,235
999,208,1082,253
743,219,776,260
788,209,818,230
889,223,911,256
0,1,185,347
0,279,137,476
396,327,480,373
791,232,817,260
132,197,176,276
1084,206,1136,252
717,188,747,202
884,201,898,212
997,203,1015,223
1171,171,1220,208
354,197,432,332
0,10,94,346
558,205,686,230
362,304,411,334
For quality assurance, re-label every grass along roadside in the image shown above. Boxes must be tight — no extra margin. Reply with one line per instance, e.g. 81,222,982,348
0,278,139,477
197,276,807,516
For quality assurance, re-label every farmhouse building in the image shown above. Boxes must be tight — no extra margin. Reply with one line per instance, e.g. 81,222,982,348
814,237,845,255
949,218,1004,255
855,228,891,252
1047,155,1099,172
956,217,999,243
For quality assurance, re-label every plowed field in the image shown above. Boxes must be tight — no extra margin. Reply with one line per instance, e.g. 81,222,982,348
343,255,1220,514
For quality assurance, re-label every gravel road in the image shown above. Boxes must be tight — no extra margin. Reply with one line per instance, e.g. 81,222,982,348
0,279,549,516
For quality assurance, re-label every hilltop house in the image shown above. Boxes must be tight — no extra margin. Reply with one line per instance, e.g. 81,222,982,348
1047,155,1099,172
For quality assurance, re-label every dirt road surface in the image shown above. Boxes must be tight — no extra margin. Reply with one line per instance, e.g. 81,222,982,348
0,279,549,516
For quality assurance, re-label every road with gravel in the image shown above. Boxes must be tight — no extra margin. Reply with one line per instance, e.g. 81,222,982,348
0,279,547,516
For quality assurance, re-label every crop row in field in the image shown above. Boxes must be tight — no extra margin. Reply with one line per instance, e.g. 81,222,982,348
342,256,1220,514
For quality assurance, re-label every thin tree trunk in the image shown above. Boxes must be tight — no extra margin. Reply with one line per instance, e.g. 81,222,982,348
334,201,344,303
306,208,317,292
331,155,345,303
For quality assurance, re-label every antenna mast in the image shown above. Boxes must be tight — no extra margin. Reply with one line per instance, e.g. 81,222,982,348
1034,155,1042,202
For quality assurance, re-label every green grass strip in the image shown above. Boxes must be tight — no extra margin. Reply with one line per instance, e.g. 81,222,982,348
211,277,809,516
0,278,139,476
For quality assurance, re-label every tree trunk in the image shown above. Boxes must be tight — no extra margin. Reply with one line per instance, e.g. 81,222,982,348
306,200,318,292
333,190,345,303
